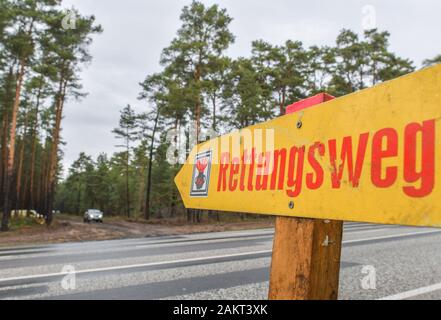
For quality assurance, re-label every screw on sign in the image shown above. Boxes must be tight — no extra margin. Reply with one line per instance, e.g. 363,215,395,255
175,64,441,300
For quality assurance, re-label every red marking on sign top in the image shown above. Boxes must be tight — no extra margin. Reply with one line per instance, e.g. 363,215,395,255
286,93,335,115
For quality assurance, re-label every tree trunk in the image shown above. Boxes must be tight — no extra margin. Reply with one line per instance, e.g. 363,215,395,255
46,77,67,226
0,67,14,197
212,95,216,131
195,64,202,143
28,91,42,212
2,61,26,231
143,108,160,220
125,131,130,218
1,110,9,198
39,147,49,214
76,180,82,215
126,154,130,218
280,89,286,115
15,108,29,211
169,118,180,218
35,149,44,213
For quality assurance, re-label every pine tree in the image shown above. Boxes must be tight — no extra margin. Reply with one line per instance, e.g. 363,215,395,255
139,73,168,220
251,40,308,116
161,1,234,142
423,55,441,67
223,58,269,128
43,8,102,225
1,0,61,231
112,104,138,217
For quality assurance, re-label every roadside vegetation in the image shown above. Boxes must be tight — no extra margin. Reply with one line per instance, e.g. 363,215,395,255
0,0,101,231
1,1,440,232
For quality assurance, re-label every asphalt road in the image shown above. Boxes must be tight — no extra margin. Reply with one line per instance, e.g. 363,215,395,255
1,222,441,300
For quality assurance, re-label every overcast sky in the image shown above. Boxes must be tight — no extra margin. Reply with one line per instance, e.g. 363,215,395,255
60,0,441,172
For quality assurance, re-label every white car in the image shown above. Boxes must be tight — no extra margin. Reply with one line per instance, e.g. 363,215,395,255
84,209,104,223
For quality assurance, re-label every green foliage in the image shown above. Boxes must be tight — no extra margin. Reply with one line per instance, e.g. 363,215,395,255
423,55,441,67
161,0,235,133
223,58,269,128
1,0,101,230
250,39,309,116
329,29,414,96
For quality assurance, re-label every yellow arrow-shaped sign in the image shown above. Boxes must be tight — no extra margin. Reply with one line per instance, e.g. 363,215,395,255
175,64,441,227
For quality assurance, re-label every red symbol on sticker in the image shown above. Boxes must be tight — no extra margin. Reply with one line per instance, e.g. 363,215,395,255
195,159,208,189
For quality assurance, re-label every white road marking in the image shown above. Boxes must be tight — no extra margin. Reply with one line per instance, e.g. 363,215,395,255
345,227,392,234
0,226,392,256
1,229,440,283
378,282,441,300
0,250,272,283
133,225,399,249
0,226,412,261
0,248,52,256
343,230,441,244
134,234,275,249
0,225,410,257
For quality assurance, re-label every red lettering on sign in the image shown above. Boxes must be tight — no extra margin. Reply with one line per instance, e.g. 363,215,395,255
371,128,398,188
306,142,325,190
239,150,250,191
329,133,369,188
229,157,240,191
270,148,287,190
403,120,435,198
247,149,256,191
256,152,271,191
215,119,436,199
286,146,305,197
217,152,230,192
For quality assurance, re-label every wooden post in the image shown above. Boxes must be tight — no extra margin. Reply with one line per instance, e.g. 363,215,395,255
268,217,343,300
268,93,344,300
